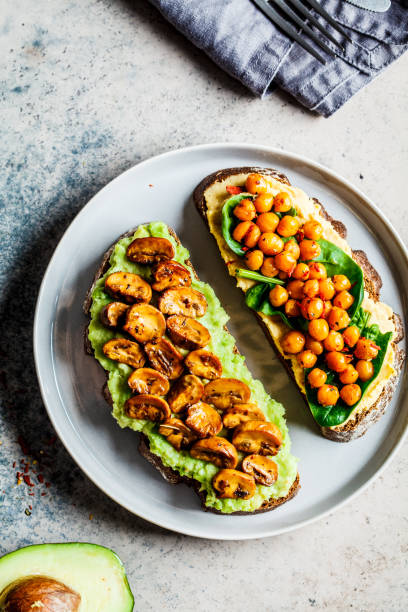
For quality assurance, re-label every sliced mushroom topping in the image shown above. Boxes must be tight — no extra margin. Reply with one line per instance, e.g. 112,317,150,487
125,394,170,421
190,437,238,469
99,301,128,328
126,236,175,264
185,402,222,438
0,576,81,612
184,349,222,380
223,403,266,429
203,378,251,410
166,315,211,350
241,454,278,486
152,260,192,291
167,374,204,413
158,287,207,318
212,469,256,500
103,338,145,368
232,421,283,456
105,272,152,304
128,367,170,395
158,418,197,451
123,303,166,343
144,337,184,379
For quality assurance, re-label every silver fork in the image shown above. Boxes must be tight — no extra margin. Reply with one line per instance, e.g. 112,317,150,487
252,0,352,64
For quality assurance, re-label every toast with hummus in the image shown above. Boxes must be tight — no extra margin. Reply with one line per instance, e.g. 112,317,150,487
193,167,405,442
84,222,299,514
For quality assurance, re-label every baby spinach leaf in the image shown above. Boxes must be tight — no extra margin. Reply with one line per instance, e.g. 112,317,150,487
351,306,371,333
221,194,253,256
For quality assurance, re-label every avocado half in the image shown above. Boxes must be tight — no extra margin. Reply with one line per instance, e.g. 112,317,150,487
0,543,134,611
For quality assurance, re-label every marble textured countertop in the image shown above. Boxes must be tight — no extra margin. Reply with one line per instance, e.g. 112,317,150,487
1,1,407,610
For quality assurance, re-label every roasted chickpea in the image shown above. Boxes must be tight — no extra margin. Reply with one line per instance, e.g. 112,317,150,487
232,221,252,243
333,290,355,310
244,224,261,248
297,350,317,369
278,271,288,280
233,199,256,221
281,330,306,354
261,257,279,278
355,359,375,381
354,338,380,360
305,335,324,355
286,280,305,300
308,318,329,341
340,383,362,406
307,368,327,388
269,285,289,307
246,173,271,195
317,384,339,407
323,330,344,352
308,262,327,280
318,278,335,301
285,299,301,317
274,251,297,274
245,249,264,271
339,365,359,384
256,212,279,233
273,191,292,213
284,239,300,260
254,193,274,213
258,232,284,256
303,279,319,298
342,325,360,348
303,220,323,241
292,262,310,280
327,307,350,331
332,275,351,292
326,351,351,373
300,297,324,320
276,215,299,237
299,239,321,261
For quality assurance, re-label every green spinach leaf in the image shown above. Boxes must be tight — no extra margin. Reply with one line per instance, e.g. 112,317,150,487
221,194,253,256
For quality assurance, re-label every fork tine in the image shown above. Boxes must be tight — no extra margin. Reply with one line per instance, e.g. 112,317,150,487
304,0,353,42
283,0,345,50
269,0,338,55
252,0,328,64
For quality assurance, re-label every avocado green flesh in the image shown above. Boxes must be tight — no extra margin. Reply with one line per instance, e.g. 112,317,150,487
0,543,134,612
88,222,298,513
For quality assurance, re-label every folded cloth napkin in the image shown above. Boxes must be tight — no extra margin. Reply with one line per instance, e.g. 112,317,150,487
148,0,408,116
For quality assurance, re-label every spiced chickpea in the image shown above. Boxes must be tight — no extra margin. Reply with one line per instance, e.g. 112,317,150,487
261,257,279,278
332,274,351,292
305,335,324,355
278,270,288,280
333,290,354,310
281,330,306,354
286,280,305,300
285,299,301,317
321,300,333,320
308,262,327,280
326,351,351,373
276,215,299,237
258,232,284,256
342,325,360,348
308,368,327,388
317,384,339,407
300,297,324,320
284,239,300,260
340,384,362,406
269,285,289,308
254,193,274,213
245,249,264,271
339,365,359,384
327,307,350,331
299,239,321,261
308,318,329,342
323,330,344,352
318,278,335,301
292,262,310,281
233,199,256,221
246,173,271,195
256,212,279,233
244,224,261,248
303,279,319,298
354,338,380,360
297,350,317,369
273,191,292,213
355,360,374,381
274,251,297,274
303,220,323,241
232,221,252,243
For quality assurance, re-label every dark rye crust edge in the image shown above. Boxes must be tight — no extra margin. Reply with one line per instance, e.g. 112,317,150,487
193,167,405,443
83,226,300,514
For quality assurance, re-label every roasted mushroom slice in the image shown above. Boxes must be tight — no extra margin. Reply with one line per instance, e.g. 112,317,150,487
99,301,128,328
242,454,278,486
152,260,192,291
123,303,166,343
103,338,145,368
105,272,152,304
166,315,211,350
128,367,170,395
203,378,251,410
167,374,204,413
190,437,238,469
144,337,184,380
212,469,256,500
158,287,207,318
126,236,174,264
184,349,222,380
158,418,197,451
223,403,266,429
125,394,170,421
232,421,283,456
185,402,222,438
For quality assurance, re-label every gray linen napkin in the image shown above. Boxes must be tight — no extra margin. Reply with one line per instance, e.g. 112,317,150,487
148,0,408,116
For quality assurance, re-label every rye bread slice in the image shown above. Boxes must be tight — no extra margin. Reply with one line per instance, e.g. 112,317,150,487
193,167,405,442
83,225,300,514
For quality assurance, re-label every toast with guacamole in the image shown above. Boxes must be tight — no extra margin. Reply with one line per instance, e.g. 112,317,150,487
84,222,299,514
194,167,405,442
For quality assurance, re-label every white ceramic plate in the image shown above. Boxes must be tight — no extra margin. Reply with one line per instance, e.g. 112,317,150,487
34,144,408,540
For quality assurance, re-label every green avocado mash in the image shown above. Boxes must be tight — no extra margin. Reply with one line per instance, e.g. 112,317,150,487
88,222,298,513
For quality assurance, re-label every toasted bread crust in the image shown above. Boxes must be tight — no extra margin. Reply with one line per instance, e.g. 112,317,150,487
193,167,405,442
84,225,300,513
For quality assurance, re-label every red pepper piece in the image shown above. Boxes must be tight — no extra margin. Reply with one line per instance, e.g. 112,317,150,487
226,185,242,195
